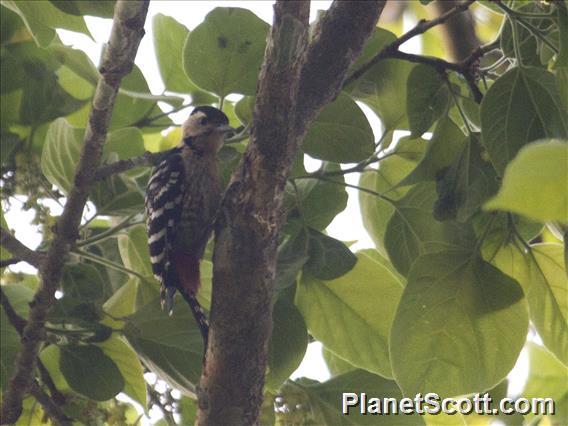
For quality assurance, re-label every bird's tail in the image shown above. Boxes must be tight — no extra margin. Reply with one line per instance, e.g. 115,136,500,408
179,288,209,347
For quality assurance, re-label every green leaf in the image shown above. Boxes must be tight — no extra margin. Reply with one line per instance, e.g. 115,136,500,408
480,67,568,174
485,140,568,222
90,173,145,216
433,135,499,222
406,64,450,137
493,243,568,367
296,250,404,378
401,117,466,186
384,182,476,276
118,225,153,277
60,344,124,401
48,44,99,86
124,295,204,395
234,95,254,124
153,14,213,103
284,370,424,425
390,251,528,398
522,343,568,425
304,229,357,280
61,264,105,302
266,299,308,391
275,228,309,291
183,7,269,97
2,0,92,47
346,28,414,130
50,1,116,19
303,93,374,163
288,164,348,230
97,335,147,410
322,347,356,377
358,139,425,255
0,285,34,389
501,17,540,67
41,118,83,195
110,65,163,129
8,42,87,126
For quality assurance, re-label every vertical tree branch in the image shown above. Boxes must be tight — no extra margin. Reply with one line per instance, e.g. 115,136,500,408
0,2,149,423
197,1,386,424
432,0,479,61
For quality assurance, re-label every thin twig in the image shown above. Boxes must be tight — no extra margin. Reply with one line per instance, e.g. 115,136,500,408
0,257,21,268
342,0,500,103
29,382,72,426
95,151,169,181
343,0,476,87
0,289,70,425
0,228,43,268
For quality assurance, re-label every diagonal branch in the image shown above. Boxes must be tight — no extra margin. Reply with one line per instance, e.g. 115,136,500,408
344,0,476,87
0,2,149,423
198,1,386,424
0,228,43,268
0,289,70,425
94,150,168,181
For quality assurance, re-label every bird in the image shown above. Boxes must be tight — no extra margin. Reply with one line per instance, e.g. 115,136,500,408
144,106,234,346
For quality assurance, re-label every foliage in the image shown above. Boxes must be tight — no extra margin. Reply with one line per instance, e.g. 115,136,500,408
1,1,566,424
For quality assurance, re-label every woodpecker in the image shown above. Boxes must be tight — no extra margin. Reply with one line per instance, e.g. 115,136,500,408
145,106,233,345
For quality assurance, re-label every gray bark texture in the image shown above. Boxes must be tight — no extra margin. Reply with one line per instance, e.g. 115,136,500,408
196,1,386,424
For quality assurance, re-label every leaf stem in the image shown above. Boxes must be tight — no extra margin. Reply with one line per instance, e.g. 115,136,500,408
293,175,396,205
446,79,473,135
71,248,146,280
76,214,140,248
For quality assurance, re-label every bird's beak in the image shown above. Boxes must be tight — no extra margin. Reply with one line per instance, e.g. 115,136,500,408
216,124,236,138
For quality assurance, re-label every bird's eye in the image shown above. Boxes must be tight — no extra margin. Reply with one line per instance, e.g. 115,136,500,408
200,117,208,126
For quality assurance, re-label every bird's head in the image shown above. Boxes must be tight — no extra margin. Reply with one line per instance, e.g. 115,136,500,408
180,106,234,154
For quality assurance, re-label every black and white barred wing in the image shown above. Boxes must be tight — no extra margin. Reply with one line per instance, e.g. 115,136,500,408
145,152,184,311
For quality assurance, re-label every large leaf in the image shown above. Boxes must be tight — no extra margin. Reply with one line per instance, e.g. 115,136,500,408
275,228,310,291
59,344,124,401
110,65,164,129
522,343,568,425
2,0,91,47
401,117,466,186
303,93,374,163
50,1,116,19
183,7,269,97
282,370,424,425
118,225,153,278
124,295,204,395
287,164,348,230
390,251,528,398
480,67,568,174
485,140,568,223
41,118,83,195
266,299,308,391
61,264,105,303
493,244,568,367
433,135,499,222
346,28,414,130
384,182,477,276
0,285,34,389
152,13,213,102
406,64,450,137
296,250,404,378
304,229,357,281
97,335,147,409
358,138,425,255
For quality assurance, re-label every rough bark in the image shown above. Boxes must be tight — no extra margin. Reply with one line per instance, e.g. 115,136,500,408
196,1,386,424
0,2,149,423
